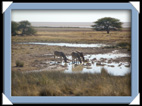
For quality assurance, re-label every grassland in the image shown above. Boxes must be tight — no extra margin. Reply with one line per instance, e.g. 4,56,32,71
12,27,131,44
11,27,131,96
12,69,131,96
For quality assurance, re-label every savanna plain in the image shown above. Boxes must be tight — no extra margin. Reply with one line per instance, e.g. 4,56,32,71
12,27,131,96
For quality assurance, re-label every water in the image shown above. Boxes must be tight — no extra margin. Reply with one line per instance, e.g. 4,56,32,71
85,53,129,60
24,53,131,76
23,45,130,76
63,62,130,76
19,42,108,48
49,52,131,76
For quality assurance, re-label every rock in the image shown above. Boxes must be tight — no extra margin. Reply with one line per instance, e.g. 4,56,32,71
100,58,107,62
107,60,112,63
125,64,130,67
118,63,123,67
86,66,92,69
108,65,115,67
92,58,97,61
96,62,101,65
86,62,91,66
100,58,104,60
96,62,106,66
84,59,89,62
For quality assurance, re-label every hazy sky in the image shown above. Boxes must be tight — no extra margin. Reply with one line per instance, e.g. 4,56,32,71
11,10,131,22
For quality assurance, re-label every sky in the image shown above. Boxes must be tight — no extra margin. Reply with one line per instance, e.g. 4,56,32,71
11,10,131,22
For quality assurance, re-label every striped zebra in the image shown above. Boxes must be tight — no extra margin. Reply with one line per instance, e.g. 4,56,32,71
54,51,67,63
71,52,82,64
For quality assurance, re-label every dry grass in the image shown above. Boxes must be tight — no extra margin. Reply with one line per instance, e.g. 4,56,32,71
12,27,131,44
11,27,131,96
12,69,131,96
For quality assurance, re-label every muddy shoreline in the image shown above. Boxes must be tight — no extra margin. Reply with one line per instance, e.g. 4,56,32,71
12,43,131,76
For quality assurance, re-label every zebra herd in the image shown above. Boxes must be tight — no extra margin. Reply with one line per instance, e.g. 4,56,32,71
54,51,84,64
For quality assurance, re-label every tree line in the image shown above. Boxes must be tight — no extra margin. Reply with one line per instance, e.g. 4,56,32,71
12,20,36,36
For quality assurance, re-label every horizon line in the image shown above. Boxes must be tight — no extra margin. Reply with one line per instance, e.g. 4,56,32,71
12,21,131,23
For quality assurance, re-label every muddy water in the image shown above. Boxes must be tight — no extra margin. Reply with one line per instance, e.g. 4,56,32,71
62,62,130,76
21,41,131,76
24,50,131,76
84,53,129,61
18,42,109,48
46,51,131,76
24,53,131,76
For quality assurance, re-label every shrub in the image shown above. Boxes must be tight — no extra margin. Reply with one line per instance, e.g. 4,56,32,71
39,87,63,96
16,60,24,67
116,42,130,48
11,20,36,36
12,21,19,36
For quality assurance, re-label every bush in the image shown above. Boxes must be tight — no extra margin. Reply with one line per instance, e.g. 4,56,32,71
16,60,24,67
116,42,131,51
11,20,36,36
116,42,129,48
12,21,19,36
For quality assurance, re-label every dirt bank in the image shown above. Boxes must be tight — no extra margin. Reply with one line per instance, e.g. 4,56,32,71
12,43,131,72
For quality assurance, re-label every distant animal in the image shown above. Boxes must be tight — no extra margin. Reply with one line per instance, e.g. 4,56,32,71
54,51,67,63
71,52,82,64
76,51,85,62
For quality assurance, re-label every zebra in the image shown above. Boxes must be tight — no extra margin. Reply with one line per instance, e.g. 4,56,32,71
76,51,85,62
54,51,67,63
71,52,82,64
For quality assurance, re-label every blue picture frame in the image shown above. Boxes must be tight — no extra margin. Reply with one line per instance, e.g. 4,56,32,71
3,3,139,104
